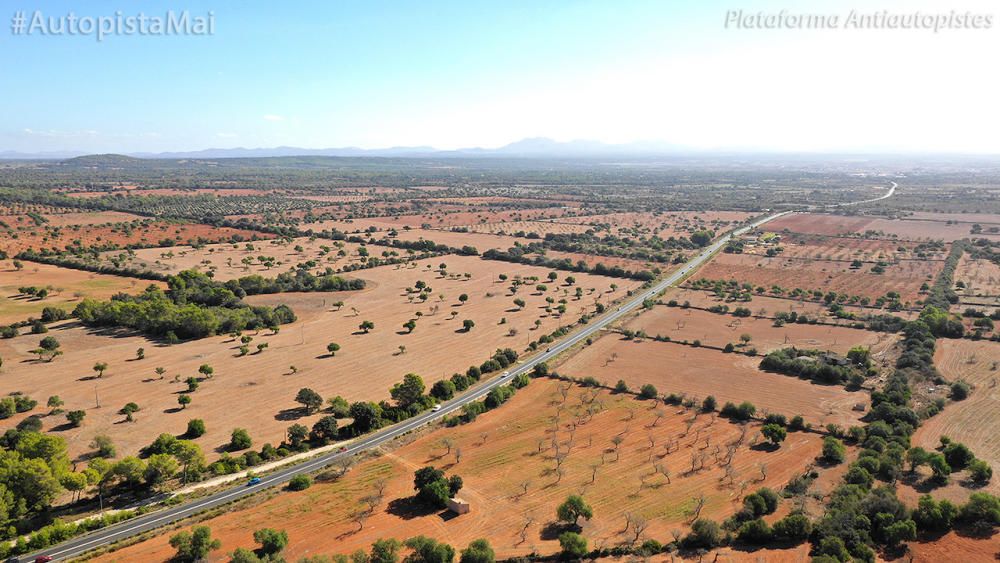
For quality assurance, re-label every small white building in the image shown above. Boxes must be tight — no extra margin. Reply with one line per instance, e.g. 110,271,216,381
447,497,470,515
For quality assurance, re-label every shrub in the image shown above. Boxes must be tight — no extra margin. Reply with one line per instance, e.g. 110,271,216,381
821,436,846,464
772,513,812,542
186,419,206,438
557,532,588,558
684,518,722,548
737,518,772,543
288,474,311,491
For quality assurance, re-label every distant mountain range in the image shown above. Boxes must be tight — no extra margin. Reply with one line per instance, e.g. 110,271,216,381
0,138,690,160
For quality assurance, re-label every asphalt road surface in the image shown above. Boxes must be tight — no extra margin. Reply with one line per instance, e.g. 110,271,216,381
26,210,794,562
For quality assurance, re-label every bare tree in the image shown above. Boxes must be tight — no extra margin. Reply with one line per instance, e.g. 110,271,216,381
352,509,370,531
650,410,665,427
656,463,672,484
334,458,353,478
520,480,531,497
590,463,600,484
454,447,462,464
629,514,649,544
440,437,454,456
517,515,534,545
759,462,768,482
689,494,707,522
611,435,624,461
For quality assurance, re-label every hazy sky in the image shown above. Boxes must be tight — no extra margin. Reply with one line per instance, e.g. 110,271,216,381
2,0,998,153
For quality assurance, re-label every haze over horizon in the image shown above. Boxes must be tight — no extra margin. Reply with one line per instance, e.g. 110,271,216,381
3,0,999,155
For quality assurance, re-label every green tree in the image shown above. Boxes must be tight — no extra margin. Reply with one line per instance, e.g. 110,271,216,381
230,428,252,450
93,361,108,378
286,424,309,449
391,373,426,407
310,415,339,444
169,526,221,562
370,538,403,563
120,402,140,422
404,535,455,563
327,342,341,356
349,402,382,432
186,418,206,438
430,380,456,401
556,495,593,526
198,364,214,378
462,319,475,332
459,539,494,563
359,320,375,333
178,394,192,409
67,409,86,427
144,453,178,488
253,528,289,556
761,423,787,445
295,388,324,413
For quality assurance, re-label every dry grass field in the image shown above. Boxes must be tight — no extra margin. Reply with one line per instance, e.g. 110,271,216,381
556,333,868,429
390,228,523,252
554,211,754,240
911,339,1000,498
623,305,897,356
461,220,595,237
91,378,828,562
0,260,163,325
955,255,1000,299
0,255,637,461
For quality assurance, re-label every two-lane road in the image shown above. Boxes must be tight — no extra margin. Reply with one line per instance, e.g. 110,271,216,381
28,210,793,562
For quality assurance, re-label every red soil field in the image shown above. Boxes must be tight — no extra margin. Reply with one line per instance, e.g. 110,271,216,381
624,305,897,356
901,530,1000,563
768,213,1000,242
91,378,827,562
692,252,940,303
666,288,919,322
769,233,948,262
864,218,1000,243
767,214,877,236
0,220,271,256
0,255,637,461
556,333,868,429
907,211,1000,225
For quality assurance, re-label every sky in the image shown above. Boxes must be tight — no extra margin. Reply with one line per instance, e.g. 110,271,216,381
1,0,999,154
